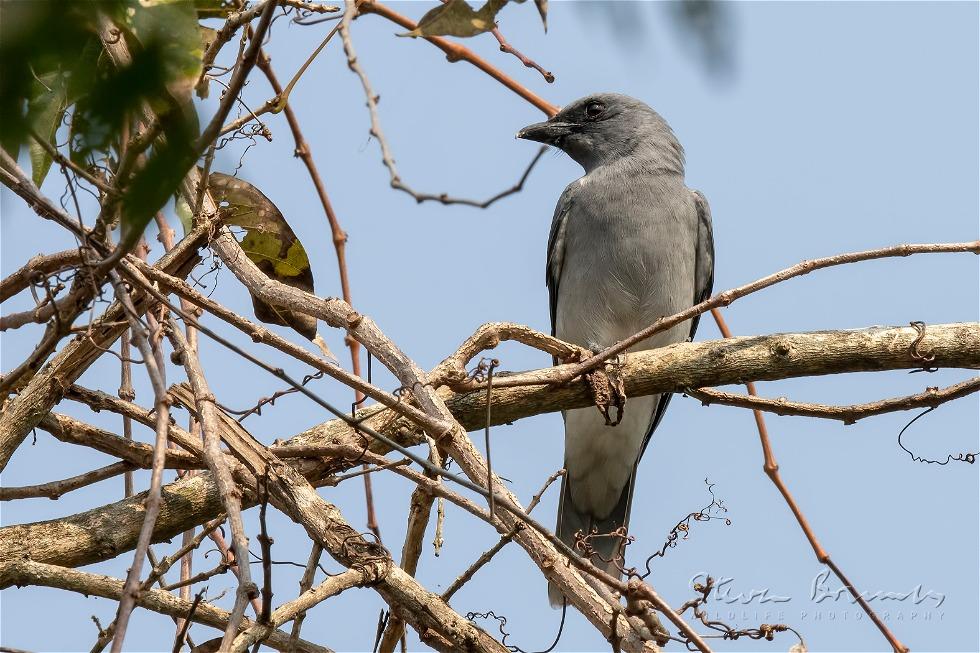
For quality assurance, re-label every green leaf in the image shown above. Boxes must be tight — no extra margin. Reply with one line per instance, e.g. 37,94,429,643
399,0,508,38
0,0,102,162
208,172,319,341
27,71,68,187
124,0,204,97
175,194,194,234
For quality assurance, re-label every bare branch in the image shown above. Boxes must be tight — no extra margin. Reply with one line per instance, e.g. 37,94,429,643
709,310,908,653
251,42,382,538
341,3,546,208
229,567,366,652
38,413,202,470
687,376,980,424
359,1,559,116
489,27,554,83
0,560,329,653
441,468,564,602
556,241,980,385
0,461,136,501
106,272,172,653
4,322,977,562
166,322,258,649
194,1,279,156
287,543,323,649
0,215,214,472
121,256,442,433
0,249,85,303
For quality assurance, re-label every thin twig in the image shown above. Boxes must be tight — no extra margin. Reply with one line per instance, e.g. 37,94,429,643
257,478,275,626
28,127,115,193
442,468,563,602
166,322,259,650
172,589,204,653
687,377,980,424
195,0,279,153
435,243,980,392
554,241,980,386
0,248,85,303
359,1,558,116
484,359,498,518
287,543,323,649
124,257,443,433
341,3,547,208
489,27,554,83
710,309,908,653
0,559,328,653
376,437,444,653
119,329,135,497
251,42,383,540
0,461,136,501
107,272,171,653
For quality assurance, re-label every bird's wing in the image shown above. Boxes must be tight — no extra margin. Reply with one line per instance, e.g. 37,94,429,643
546,184,577,340
688,189,716,340
639,189,715,458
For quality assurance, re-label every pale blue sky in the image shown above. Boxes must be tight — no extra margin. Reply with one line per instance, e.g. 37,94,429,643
2,2,978,651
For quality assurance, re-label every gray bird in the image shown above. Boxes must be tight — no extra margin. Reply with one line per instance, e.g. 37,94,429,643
517,93,714,605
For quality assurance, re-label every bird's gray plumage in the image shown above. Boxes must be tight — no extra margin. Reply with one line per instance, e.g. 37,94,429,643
519,93,714,606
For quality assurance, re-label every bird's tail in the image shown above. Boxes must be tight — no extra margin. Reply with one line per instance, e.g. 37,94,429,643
548,468,638,608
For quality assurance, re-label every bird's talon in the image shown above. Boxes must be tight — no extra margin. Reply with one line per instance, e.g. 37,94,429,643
585,356,627,426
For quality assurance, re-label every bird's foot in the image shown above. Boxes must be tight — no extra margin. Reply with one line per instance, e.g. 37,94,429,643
585,353,627,426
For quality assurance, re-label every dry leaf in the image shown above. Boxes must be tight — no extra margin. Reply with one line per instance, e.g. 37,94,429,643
399,0,507,38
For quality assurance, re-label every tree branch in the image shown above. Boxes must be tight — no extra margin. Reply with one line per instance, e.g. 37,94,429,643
0,216,215,472
555,241,979,385
3,322,976,565
342,2,547,208
0,461,136,501
358,1,559,116
0,249,85,303
687,377,980,424
0,560,328,653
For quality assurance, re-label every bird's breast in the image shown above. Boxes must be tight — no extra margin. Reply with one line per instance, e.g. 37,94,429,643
555,181,697,351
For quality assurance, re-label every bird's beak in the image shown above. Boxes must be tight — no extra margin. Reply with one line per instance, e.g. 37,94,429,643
516,118,575,145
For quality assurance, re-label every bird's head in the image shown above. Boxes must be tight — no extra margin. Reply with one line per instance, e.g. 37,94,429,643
517,93,684,173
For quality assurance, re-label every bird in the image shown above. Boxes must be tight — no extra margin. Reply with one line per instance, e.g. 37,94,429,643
517,93,714,606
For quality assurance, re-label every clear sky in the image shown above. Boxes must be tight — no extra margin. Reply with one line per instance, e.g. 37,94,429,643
2,2,978,652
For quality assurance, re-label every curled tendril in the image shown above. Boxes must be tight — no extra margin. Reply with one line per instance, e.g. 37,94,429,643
898,407,978,465
639,479,731,579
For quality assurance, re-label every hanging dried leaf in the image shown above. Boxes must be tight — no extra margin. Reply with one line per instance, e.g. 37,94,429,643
207,172,319,342
399,0,508,38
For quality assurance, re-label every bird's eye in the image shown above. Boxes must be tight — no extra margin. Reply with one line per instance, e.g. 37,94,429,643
585,102,604,119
